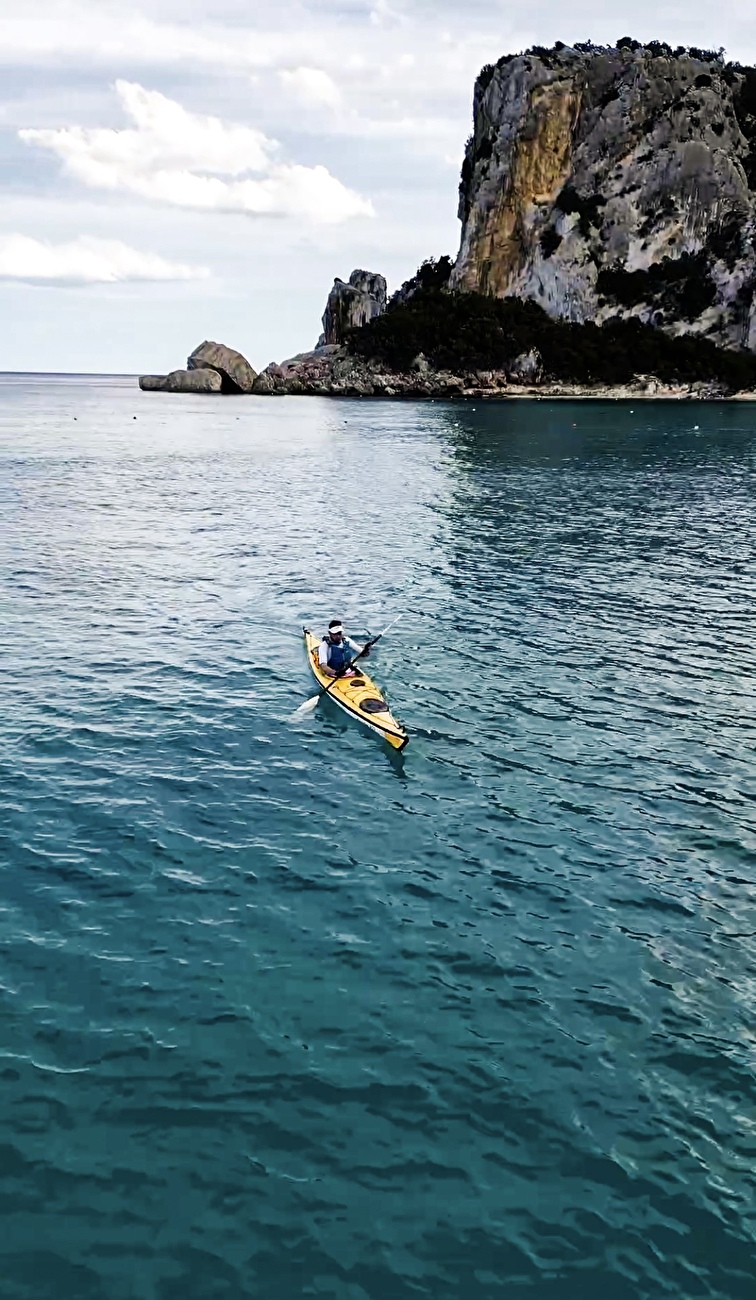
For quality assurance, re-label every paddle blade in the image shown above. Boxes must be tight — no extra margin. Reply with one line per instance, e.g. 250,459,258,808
290,694,321,720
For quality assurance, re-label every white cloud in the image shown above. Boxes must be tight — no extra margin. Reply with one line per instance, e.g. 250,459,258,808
20,80,373,223
279,67,342,110
0,4,512,153
0,9,274,71
0,234,208,283
369,0,407,28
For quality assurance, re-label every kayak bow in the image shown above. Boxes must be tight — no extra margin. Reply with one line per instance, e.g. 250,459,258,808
302,628,408,751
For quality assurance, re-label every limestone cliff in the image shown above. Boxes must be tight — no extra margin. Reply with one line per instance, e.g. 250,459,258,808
453,41,756,349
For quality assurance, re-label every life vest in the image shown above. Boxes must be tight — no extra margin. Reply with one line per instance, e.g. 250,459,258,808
322,634,352,672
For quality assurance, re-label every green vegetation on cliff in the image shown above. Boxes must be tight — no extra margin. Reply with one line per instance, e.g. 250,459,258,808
347,273,756,390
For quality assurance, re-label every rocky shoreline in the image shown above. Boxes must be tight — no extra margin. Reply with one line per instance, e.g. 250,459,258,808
140,337,753,402
139,253,756,405
250,345,747,401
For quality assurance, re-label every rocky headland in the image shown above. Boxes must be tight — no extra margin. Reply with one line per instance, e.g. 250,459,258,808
141,39,756,400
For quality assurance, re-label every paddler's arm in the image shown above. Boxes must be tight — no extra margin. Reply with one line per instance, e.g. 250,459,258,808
345,636,370,659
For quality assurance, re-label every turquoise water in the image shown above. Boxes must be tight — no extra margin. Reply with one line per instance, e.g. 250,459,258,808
2,375,756,1298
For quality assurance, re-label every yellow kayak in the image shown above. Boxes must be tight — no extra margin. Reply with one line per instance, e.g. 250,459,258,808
303,628,408,751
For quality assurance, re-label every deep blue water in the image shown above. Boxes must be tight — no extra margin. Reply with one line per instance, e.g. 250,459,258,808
2,375,756,1299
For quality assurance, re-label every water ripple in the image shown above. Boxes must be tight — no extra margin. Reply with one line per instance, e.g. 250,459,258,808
2,380,756,1297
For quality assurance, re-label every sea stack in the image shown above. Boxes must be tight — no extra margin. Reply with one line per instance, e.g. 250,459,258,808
318,271,388,346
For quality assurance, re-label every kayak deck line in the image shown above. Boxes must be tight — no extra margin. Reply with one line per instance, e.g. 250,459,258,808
303,628,409,751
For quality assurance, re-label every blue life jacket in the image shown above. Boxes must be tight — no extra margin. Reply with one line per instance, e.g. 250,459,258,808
323,634,352,672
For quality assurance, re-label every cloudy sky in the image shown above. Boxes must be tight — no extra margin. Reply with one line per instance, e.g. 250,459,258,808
4,1,755,373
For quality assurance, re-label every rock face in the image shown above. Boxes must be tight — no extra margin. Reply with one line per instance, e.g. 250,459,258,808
453,42,756,349
318,270,387,345
254,346,388,397
508,349,544,383
139,375,169,391
254,345,472,397
161,368,222,393
187,340,257,393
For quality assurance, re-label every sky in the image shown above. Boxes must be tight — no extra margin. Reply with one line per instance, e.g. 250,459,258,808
3,0,756,373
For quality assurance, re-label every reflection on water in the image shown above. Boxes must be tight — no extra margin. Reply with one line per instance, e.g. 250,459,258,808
2,378,756,1299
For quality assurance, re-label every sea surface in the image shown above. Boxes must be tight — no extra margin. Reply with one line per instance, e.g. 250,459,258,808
1,374,755,1299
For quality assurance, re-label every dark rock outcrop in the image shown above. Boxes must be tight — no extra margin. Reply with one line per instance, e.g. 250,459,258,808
139,375,169,391
392,256,455,305
508,349,543,383
254,346,380,396
318,270,387,345
453,42,756,350
187,340,257,393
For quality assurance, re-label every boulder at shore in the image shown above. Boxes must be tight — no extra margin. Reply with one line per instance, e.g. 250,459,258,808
318,271,387,346
139,375,169,391
161,368,222,393
187,340,257,393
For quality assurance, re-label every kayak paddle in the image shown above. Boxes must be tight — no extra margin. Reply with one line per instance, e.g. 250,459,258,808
294,614,402,716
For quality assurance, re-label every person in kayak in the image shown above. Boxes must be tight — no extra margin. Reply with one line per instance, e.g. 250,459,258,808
318,620,369,678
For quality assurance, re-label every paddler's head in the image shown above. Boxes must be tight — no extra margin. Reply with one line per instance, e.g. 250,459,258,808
328,620,344,642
